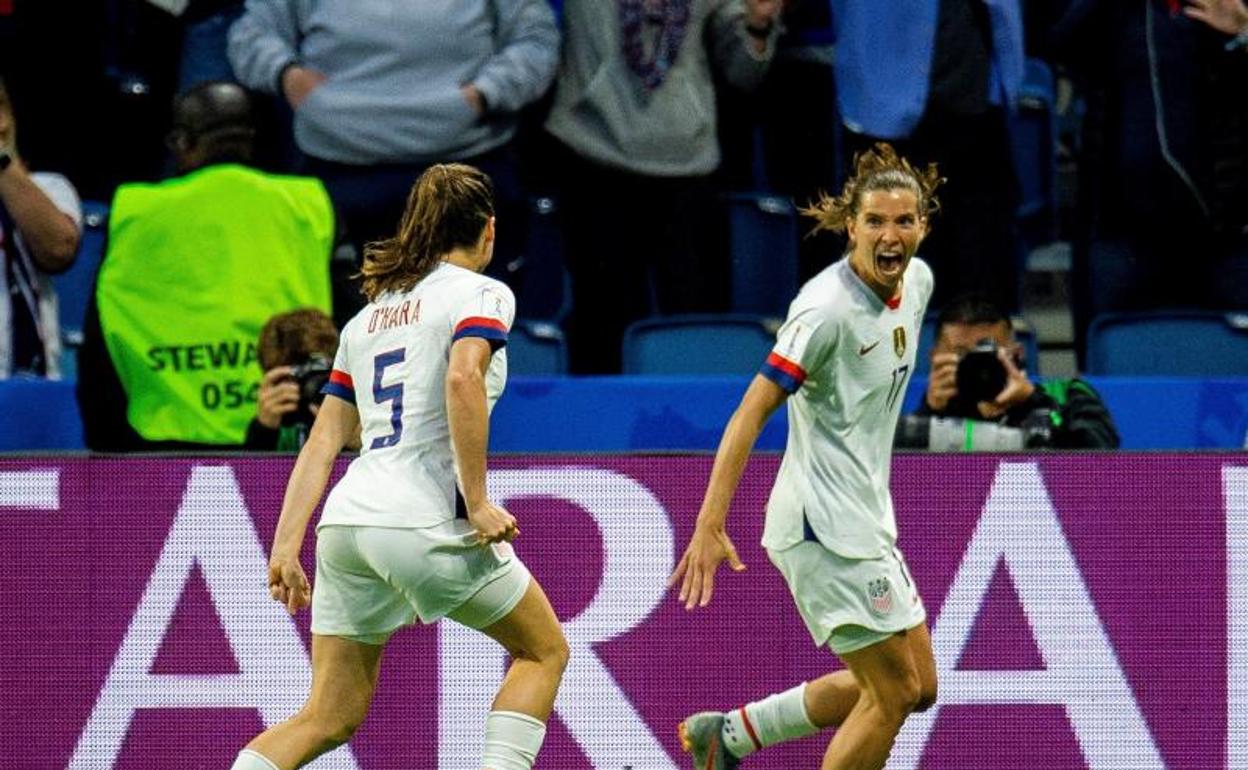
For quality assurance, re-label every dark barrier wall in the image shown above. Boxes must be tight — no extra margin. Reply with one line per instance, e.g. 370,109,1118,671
2,454,1247,769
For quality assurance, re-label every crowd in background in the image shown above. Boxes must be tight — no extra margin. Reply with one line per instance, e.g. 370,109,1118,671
0,0,1245,450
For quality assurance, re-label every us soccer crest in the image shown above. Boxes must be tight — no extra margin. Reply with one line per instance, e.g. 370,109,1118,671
893,326,906,358
867,577,893,615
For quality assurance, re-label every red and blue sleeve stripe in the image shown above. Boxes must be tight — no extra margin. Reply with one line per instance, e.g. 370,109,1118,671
320,369,356,405
453,316,509,350
760,352,806,393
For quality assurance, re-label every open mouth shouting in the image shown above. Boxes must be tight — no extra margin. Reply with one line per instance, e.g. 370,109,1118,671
876,250,907,280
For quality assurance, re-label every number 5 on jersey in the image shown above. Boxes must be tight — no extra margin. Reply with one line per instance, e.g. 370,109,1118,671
372,349,405,449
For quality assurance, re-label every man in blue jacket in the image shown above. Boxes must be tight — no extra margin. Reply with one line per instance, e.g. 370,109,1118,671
832,0,1026,314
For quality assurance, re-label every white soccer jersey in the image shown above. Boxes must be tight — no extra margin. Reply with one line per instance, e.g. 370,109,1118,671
760,257,934,558
318,261,514,530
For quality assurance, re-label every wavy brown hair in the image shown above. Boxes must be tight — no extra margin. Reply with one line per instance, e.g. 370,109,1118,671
801,142,944,236
257,308,339,370
359,163,495,302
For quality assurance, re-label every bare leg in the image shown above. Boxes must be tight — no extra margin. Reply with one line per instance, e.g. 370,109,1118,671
905,623,938,712
820,627,929,770
243,634,385,770
477,579,570,720
807,623,935,732
805,670,861,728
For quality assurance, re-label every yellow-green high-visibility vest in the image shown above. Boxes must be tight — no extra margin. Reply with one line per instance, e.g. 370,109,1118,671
98,164,334,444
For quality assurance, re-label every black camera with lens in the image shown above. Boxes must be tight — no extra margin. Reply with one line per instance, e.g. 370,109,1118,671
955,339,1008,404
282,354,333,427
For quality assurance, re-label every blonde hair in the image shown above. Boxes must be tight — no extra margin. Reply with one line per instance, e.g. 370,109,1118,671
800,142,944,235
359,163,495,302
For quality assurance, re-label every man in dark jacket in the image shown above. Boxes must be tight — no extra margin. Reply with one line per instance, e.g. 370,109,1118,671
916,293,1119,449
1050,0,1248,360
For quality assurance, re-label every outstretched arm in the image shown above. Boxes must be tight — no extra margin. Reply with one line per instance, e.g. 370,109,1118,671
268,393,358,614
669,374,788,609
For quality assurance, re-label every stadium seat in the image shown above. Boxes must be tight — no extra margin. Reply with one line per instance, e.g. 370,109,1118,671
508,320,569,375
1085,311,1248,375
622,314,777,375
1010,57,1058,244
54,200,109,380
726,193,799,316
915,313,1042,376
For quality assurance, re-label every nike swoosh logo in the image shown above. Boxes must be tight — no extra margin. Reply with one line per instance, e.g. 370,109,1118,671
859,340,881,356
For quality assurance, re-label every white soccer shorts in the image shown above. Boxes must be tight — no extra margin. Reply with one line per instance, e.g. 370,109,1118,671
311,520,530,644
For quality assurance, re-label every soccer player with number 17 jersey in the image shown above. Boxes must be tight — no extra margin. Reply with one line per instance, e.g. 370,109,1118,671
670,144,944,770
229,165,568,770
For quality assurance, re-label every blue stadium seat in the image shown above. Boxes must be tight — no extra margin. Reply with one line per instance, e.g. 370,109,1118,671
0,379,84,450
915,313,1041,376
726,193,799,316
54,200,109,380
1086,311,1248,375
1010,58,1057,244
622,314,776,375
508,320,569,375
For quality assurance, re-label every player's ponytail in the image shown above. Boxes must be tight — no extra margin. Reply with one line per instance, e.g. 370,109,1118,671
360,163,495,302
800,142,944,237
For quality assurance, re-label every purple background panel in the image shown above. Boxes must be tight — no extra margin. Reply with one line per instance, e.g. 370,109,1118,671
0,454,1244,769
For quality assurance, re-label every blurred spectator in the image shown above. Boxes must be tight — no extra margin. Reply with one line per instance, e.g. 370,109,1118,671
0,75,83,380
546,0,781,373
716,0,840,281
246,307,337,451
228,0,560,320
1053,0,1248,358
909,293,1118,449
832,0,1026,313
77,81,335,451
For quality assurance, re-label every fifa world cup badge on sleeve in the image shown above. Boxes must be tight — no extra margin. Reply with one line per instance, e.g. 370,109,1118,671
781,320,812,359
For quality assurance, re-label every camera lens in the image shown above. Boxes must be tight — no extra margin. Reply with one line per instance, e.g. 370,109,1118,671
282,355,333,427
955,342,1007,403
301,369,330,406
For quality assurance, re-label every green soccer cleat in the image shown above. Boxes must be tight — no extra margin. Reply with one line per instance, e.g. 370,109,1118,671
678,712,740,770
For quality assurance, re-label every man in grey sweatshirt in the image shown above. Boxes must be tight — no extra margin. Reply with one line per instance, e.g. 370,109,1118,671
228,0,559,314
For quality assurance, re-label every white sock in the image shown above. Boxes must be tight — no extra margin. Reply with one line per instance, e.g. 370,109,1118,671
230,748,280,770
721,682,820,759
482,710,547,770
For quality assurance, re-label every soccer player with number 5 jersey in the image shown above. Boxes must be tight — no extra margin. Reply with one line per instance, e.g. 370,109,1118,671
670,144,944,770
229,165,568,770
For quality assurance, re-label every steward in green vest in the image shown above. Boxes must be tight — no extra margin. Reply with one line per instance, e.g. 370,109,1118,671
78,82,336,449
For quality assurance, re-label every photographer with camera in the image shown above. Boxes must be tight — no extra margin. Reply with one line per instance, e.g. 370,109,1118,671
245,309,338,451
902,293,1119,450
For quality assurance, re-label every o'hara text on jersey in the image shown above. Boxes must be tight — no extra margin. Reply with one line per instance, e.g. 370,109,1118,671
367,299,422,333
147,341,259,372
